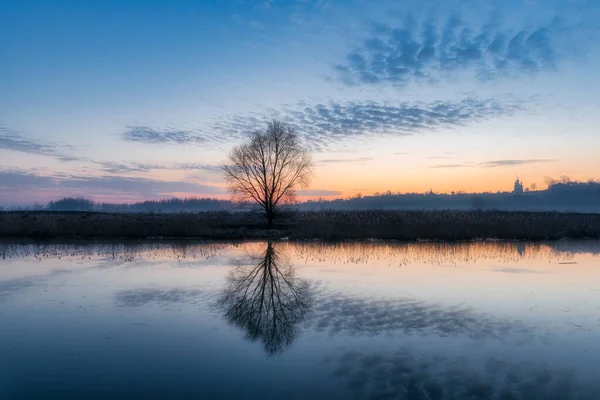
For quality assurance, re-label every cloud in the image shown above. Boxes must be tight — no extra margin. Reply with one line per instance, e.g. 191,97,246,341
1,127,223,169
121,122,253,147
122,97,522,151
0,126,74,158
317,157,374,165
480,159,558,167
297,189,343,196
0,169,59,187
431,159,557,168
173,163,222,172
212,97,523,151
430,163,471,168
92,161,221,174
122,118,262,147
294,98,522,150
55,155,83,162
0,168,224,201
62,175,223,197
123,126,208,145
334,13,581,87
92,161,153,174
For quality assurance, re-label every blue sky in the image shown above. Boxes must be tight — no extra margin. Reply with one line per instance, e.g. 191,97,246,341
1,0,599,204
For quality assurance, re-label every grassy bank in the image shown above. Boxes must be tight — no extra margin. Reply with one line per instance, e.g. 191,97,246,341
2,210,600,241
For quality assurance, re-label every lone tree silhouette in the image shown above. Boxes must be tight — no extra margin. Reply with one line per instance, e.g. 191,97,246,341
222,120,312,228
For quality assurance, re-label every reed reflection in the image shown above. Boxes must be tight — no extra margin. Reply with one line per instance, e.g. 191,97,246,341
2,240,600,265
218,242,313,356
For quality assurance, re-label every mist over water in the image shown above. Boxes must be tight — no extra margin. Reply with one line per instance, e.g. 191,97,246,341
1,240,599,399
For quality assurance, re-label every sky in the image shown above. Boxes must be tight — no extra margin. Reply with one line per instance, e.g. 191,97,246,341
1,0,600,205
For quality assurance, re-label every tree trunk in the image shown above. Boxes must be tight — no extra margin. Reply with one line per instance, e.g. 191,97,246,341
266,210,274,230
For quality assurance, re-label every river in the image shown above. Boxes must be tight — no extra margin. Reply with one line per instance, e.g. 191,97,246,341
1,240,599,399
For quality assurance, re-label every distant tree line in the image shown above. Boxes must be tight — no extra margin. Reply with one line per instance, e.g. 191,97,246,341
2,179,600,214
298,180,600,213
44,197,234,213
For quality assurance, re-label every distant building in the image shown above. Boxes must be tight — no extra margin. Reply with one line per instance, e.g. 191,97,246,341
513,178,524,194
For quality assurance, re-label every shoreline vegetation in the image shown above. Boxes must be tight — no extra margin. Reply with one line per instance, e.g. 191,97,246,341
2,210,600,241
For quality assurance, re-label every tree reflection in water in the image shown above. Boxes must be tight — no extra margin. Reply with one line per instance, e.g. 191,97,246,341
218,242,313,355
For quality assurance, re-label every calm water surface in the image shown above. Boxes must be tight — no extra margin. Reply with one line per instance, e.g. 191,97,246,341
1,240,599,399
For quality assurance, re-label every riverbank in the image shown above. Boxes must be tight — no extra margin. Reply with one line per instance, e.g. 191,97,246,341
2,210,600,241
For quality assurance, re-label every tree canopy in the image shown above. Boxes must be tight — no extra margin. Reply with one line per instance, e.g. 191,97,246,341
222,120,312,227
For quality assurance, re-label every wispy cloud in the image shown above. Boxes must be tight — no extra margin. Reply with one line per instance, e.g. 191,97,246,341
121,122,253,147
63,176,223,197
430,163,471,169
0,130,222,176
297,189,343,196
431,159,558,168
0,168,224,201
317,157,374,165
480,159,558,167
92,161,221,174
0,168,59,188
92,161,152,174
173,163,222,172
425,156,454,159
0,126,75,158
334,13,584,87
123,126,208,145
122,96,522,151
211,97,523,151
55,155,83,162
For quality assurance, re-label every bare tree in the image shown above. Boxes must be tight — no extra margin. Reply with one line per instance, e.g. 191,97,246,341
545,176,557,188
560,175,572,185
222,120,312,228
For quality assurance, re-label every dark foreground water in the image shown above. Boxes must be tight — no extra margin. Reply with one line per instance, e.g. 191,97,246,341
1,240,599,399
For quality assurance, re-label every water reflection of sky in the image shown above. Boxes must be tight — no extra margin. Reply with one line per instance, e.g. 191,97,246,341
0,241,599,399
